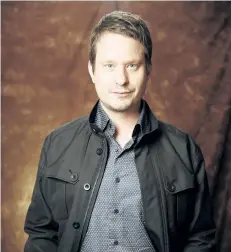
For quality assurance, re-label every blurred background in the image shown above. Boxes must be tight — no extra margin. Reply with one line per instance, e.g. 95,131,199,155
1,1,231,251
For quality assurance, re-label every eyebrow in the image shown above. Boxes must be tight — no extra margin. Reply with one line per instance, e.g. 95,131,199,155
100,59,143,64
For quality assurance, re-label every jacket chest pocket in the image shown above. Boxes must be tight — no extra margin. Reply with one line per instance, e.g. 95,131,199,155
44,170,79,221
165,175,197,232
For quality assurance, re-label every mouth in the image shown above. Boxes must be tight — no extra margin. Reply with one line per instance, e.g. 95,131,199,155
112,92,132,97
112,91,131,94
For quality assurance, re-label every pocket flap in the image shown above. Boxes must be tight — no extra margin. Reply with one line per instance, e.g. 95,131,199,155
164,175,195,194
46,161,79,185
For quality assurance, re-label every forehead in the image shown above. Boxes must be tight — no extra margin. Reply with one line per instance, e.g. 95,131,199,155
95,32,145,62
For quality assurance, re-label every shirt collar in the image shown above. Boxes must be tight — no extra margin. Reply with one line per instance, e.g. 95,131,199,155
95,101,111,132
94,99,153,138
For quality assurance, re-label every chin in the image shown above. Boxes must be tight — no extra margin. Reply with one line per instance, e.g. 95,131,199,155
101,100,131,112
109,103,134,113
111,107,130,112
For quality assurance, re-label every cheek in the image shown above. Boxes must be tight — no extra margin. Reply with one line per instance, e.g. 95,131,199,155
131,76,147,92
95,73,113,89
94,77,110,96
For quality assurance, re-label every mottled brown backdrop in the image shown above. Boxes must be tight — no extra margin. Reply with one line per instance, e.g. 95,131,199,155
1,1,231,252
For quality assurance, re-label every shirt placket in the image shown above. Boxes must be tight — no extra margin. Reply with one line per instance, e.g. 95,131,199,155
109,138,134,250
108,137,123,250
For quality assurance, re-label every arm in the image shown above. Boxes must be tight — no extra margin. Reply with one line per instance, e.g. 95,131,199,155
24,135,58,252
184,142,216,252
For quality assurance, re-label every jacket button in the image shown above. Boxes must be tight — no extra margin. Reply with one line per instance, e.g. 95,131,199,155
73,222,80,229
84,183,91,191
70,173,78,182
167,182,176,192
96,148,103,155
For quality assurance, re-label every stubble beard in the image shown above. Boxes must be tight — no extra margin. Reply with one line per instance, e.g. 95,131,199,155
101,99,134,113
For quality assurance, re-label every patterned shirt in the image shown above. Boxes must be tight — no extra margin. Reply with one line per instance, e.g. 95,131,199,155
80,100,155,252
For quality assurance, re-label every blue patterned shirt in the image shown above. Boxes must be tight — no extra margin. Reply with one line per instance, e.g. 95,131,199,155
80,100,155,252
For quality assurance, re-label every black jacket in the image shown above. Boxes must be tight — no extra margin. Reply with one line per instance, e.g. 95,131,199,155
24,101,216,252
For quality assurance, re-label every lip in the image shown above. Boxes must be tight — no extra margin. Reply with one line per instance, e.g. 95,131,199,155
112,92,131,96
112,92,131,98
112,91,131,94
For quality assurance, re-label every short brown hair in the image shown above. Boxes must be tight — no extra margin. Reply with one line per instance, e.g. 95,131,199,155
88,11,152,73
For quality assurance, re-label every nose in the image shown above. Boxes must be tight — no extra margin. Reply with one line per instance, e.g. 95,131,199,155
115,66,128,86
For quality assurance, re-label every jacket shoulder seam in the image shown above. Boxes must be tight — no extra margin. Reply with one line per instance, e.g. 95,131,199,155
49,116,89,140
158,120,188,140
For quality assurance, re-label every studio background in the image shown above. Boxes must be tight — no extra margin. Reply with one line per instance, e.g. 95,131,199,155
1,1,231,251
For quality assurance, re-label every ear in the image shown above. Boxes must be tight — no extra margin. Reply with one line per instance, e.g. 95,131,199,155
88,61,95,83
146,64,152,79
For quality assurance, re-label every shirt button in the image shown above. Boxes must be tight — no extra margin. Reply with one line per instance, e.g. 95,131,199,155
114,209,119,214
115,177,120,183
72,222,80,229
114,240,119,245
96,148,103,155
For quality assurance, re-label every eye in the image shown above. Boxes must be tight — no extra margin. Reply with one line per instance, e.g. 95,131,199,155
127,64,138,70
104,64,114,69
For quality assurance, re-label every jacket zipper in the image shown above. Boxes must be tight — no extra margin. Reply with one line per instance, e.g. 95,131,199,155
151,150,169,252
78,137,108,250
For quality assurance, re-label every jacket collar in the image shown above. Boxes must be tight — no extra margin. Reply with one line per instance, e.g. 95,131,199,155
88,99,159,135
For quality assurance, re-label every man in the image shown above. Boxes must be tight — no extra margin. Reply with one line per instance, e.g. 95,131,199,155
24,11,216,252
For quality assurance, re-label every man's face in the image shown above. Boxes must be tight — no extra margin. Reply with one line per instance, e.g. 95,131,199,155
88,32,150,113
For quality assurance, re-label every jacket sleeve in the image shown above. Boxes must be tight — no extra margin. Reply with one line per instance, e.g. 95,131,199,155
183,141,216,252
24,135,58,252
